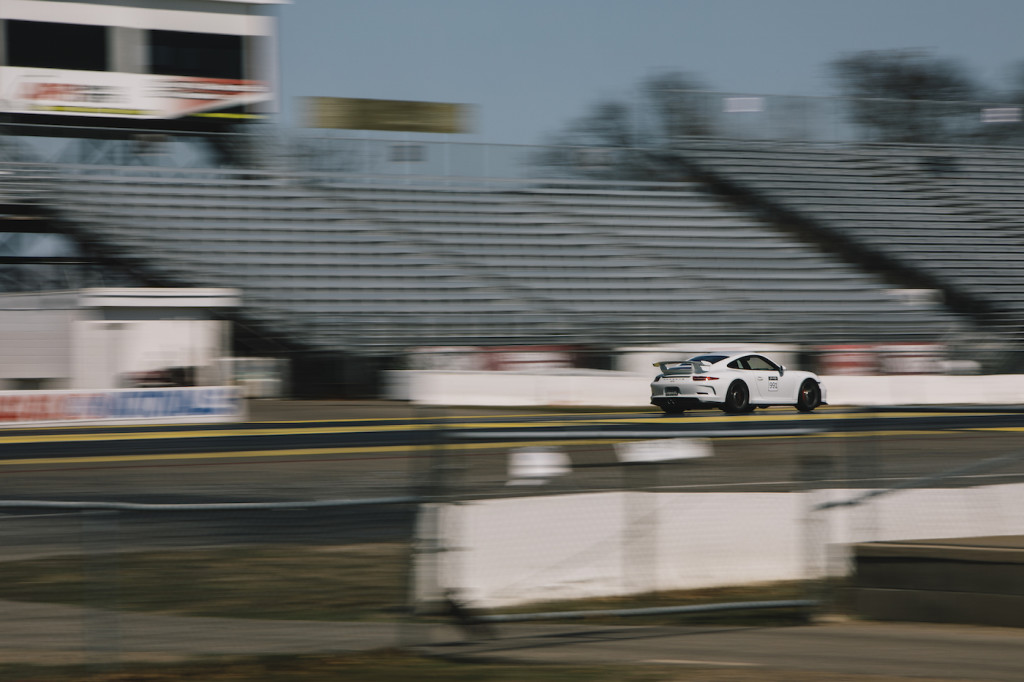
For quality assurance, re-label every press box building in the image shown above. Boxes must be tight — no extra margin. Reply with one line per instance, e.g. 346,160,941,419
0,0,281,131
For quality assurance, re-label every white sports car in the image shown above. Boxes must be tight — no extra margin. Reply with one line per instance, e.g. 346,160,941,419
650,352,826,414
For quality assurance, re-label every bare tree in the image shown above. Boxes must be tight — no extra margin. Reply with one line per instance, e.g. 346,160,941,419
829,49,980,143
535,71,712,180
972,61,1024,146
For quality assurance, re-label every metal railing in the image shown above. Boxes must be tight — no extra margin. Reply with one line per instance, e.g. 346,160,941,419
2,90,1024,177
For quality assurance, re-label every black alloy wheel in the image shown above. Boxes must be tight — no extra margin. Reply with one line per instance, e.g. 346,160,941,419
723,381,751,414
796,380,821,413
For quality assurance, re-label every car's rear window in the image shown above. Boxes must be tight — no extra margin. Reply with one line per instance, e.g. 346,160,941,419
688,354,728,364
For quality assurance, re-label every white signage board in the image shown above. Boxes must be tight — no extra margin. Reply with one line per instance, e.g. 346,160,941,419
0,67,270,119
615,438,713,463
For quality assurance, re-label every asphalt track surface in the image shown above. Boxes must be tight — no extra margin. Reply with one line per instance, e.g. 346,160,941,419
1,401,1024,502
1,401,1024,459
1,400,1023,551
1,400,1023,679
0,599,1021,680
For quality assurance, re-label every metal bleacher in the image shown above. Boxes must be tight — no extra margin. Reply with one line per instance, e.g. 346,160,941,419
677,139,1024,339
27,160,966,354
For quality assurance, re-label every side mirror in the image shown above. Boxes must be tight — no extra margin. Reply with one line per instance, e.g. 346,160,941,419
778,365,786,376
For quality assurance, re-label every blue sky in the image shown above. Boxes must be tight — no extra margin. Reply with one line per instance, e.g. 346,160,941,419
276,0,1024,145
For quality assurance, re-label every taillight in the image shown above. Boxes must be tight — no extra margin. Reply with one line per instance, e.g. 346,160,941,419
692,376,719,381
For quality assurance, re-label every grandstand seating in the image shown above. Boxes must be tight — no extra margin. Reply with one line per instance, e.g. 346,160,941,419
28,161,966,354
677,139,1024,336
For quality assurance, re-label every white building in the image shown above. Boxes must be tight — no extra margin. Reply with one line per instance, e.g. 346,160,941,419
0,0,282,128
0,287,240,390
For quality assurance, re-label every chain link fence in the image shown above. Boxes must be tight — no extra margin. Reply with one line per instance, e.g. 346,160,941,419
1,412,1023,666
426,422,1024,625
0,496,422,665
4,88,1024,176
415,426,824,615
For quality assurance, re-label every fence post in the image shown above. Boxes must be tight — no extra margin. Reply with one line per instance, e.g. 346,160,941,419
80,509,123,670
800,452,833,618
848,426,883,546
623,461,660,598
406,405,452,647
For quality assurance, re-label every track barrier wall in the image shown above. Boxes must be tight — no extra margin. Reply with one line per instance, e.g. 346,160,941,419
386,370,1024,407
415,430,1024,611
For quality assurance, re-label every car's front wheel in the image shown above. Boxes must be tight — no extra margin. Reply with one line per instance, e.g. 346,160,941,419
722,381,752,414
796,380,821,413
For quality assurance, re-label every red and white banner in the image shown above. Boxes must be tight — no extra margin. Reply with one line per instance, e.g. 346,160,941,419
817,343,946,376
0,386,243,427
0,67,271,120
410,346,581,372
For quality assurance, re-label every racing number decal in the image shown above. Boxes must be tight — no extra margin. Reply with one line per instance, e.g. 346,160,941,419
768,375,779,392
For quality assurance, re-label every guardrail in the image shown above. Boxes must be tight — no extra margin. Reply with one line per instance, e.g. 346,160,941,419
386,370,1024,407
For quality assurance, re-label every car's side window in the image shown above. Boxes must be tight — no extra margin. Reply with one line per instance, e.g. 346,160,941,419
727,359,746,370
747,356,777,371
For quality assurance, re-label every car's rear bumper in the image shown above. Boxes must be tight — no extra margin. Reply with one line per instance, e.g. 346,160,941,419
651,380,721,397
651,396,712,410
650,381,724,409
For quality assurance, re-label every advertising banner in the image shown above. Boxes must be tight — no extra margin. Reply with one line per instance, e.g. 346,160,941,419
409,345,581,372
0,67,271,120
0,386,244,427
303,96,472,133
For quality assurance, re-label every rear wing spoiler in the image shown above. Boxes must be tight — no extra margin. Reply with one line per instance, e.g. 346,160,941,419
652,360,711,375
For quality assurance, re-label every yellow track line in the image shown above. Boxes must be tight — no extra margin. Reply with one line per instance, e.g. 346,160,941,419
0,440,610,466
0,410,1000,445
0,420,605,445
0,429,990,467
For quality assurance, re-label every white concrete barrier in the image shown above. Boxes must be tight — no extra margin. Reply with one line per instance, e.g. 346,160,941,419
389,369,647,407
386,370,1024,407
822,374,1024,406
427,484,1024,608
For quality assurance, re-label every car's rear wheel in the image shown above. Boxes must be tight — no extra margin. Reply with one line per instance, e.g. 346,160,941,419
796,380,821,413
722,381,751,414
